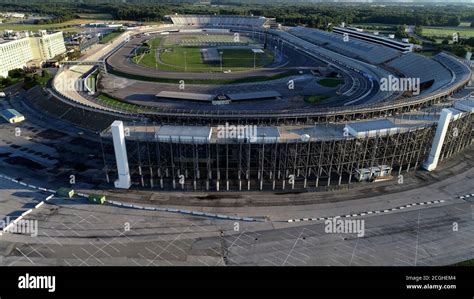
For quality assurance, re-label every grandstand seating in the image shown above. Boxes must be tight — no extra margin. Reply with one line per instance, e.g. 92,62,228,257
287,26,400,64
169,15,271,28
433,52,471,83
25,86,119,132
386,53,452,92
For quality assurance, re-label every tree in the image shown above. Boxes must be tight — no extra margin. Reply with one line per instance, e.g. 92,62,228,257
414,25,422,36
465,37,474,47
395,25,408,39
447,16,461,27
8,68,26,78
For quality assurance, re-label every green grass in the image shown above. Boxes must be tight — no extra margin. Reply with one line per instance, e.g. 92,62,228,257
100,31,123,44
317,78,344,88
136,36,273,73
134,37,162,66
351,23,397,30
304,95,330,104
0,77,23,90
76,13,113,20
109,67,301,85
0,18,149,32
86,70,99,92
0,18,114,32
35,71,51,87
159,47,273,72
421,26,474,38
453,259,474,266
97,93,145,112
0,23,78,32
417,50,440,58
23,72,51,90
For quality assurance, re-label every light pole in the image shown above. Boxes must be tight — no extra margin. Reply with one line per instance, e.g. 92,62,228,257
280,39,283,59
254,51,256,70
220,51,223,72
184,51,187,72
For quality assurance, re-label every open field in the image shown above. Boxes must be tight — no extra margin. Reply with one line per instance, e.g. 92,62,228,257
160,47,273,72
351,23,398,30
353,23,474,39
420,27,474,38
0,22,80,32
135,35,273,73
76,13,113,20
0,18,154,32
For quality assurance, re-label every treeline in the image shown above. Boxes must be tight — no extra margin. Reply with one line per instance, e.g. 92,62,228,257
0,1,473,29
0,2,94,24
104,3,474,28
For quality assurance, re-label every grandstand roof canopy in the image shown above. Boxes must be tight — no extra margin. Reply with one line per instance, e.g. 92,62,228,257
167,14,274,28
156,91,215,102
155,125,212,143
387,53,452,93
227,91,281,101
454,99,474,113
345,119,401,138
256,127,280,138
1,109,25,123
288,26,401,65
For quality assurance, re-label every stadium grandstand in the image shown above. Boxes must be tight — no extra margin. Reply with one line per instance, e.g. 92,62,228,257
42,15,472,192
386,53,452,93
25,86,127,132
433,52,472,84
287,26,401,64
167,14,275,28
99,102,473,191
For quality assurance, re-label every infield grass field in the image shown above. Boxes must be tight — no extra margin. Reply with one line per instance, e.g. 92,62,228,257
135,35,274,73
318,78,344,87
304,95,330,104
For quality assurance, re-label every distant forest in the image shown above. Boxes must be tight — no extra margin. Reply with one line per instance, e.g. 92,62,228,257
0,1,472,29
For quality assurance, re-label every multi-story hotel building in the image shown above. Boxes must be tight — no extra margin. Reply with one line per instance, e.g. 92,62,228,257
0,30,66,78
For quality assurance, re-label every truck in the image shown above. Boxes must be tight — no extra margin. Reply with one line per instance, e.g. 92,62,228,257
57,187,75,199
88,194,106,205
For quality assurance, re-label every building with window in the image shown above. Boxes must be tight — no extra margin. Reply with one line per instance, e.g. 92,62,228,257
332,26,413,53
0,30,66,78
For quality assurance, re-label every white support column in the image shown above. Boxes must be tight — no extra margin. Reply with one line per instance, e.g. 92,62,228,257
111,120,131,189
423,109,452,172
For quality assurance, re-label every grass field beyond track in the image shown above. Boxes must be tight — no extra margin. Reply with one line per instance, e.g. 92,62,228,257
421,26,474,38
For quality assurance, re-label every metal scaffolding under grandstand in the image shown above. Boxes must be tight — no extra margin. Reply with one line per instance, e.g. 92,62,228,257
99,112,473,192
